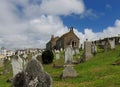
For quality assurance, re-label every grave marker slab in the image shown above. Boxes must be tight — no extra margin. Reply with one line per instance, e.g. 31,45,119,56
55,50,60,60
64,45,73,64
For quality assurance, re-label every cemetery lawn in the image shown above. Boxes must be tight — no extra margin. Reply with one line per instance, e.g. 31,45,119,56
0,46,120,87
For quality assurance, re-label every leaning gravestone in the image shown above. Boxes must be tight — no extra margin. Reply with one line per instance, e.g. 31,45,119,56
13,59,52,87
91,42,97,55
11,55,23,77
64,45,73,64
55,50,60,60
84,40,93,60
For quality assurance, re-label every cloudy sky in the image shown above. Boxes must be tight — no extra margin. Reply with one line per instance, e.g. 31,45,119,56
0,0,120,49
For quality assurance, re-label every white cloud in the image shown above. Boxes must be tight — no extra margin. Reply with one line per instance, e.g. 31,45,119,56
80,9,98,19
28,15,69,42
0,0,85,49
0,0,120,50
80,19,120,43
39,0,85,15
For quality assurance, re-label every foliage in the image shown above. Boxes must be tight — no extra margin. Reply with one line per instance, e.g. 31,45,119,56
42,50,54,64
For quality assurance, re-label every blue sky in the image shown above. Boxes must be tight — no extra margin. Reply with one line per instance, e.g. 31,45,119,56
0,0,120,49
62,0,120,33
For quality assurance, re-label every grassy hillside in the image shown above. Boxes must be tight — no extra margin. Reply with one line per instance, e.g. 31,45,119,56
0,45,120,87
45,45,120,87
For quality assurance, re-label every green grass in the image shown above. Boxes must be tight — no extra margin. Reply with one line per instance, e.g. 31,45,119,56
0,45,120,87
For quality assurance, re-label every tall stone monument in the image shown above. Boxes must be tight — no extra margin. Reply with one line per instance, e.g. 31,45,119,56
84,40,93,60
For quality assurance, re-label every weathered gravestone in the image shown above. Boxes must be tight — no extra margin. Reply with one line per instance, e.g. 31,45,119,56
84,40,93,60
60,65,77,79
91,42,97,55
104,40,111,51
74,48,80,55
64,45,73,64
72,50,75,55
60,48,63,52
22,53,28,68
109,38,115,49
61,46,77,78
55,50,60,60
13,59,52,87
36,54,42,63
11,55,23,77
0,59,3,67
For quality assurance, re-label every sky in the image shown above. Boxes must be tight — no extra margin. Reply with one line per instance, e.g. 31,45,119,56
0,0,120,49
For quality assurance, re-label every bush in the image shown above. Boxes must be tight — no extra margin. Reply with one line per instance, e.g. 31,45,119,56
42,50,54,64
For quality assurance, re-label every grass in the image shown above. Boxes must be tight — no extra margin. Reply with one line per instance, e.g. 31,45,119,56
0,45,120,87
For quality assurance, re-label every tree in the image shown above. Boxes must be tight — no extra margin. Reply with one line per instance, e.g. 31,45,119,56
42,50,54,64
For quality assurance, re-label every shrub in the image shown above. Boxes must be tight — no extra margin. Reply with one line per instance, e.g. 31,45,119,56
42,50,54,64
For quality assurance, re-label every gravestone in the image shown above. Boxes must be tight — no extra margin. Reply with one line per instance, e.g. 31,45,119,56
36,53,42,63
72,50,75,55
55,50,60,60
60,48,63,52
32,54,37,60
60,65,77,79
91,42,97,55
104,41,111,51
74,48,80,54
109,38,115,49
13,59,52,87
23,53,27,59
22,53,28,67
84,40,93,60
81,52,86,62
64,45,73,64
11,55,23,77
0,57,4,67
